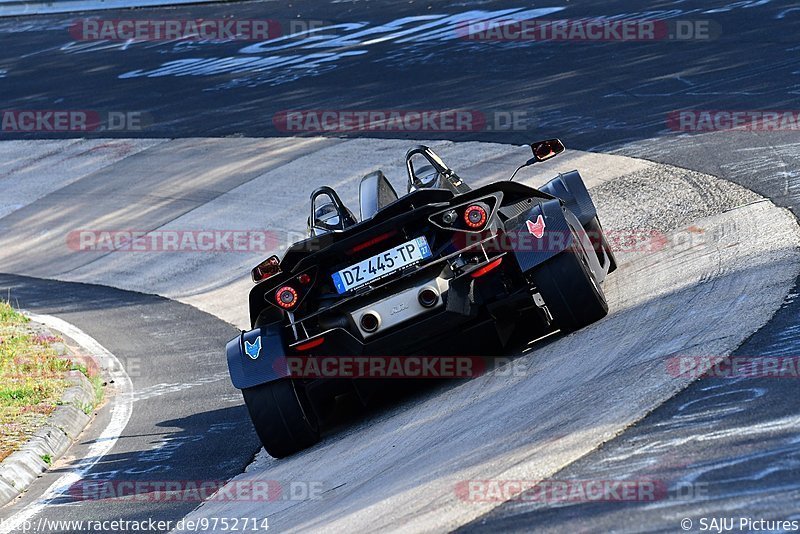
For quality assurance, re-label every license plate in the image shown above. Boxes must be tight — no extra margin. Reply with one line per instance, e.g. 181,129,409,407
331,237,432,294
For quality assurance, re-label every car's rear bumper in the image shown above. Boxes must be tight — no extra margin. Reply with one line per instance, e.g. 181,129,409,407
226,254,540,390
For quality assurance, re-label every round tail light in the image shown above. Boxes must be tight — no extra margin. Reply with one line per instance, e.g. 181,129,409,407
464,204,488,229
275,286,298,309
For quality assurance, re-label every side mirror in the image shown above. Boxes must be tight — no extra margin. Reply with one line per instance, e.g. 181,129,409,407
530,139,565,162
509,138,567,181
252,255,281,283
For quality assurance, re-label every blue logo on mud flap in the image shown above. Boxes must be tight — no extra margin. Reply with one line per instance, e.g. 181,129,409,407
244,337,262,360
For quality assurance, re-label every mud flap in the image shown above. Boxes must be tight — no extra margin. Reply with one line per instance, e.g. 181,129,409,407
539,170,597,226
226,323,292,390
504,199,574,274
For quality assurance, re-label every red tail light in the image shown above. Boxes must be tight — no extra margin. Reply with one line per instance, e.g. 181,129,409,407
470,257,503,278
348,230,398,255
275,286,298,309
295,337,325,351
464,205,488,229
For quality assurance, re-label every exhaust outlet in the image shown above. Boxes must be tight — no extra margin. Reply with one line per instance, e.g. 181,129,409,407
348,278,447,338
418,287,440,308
359,311,381,333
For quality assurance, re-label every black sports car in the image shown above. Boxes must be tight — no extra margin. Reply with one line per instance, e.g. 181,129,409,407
226,139,617,457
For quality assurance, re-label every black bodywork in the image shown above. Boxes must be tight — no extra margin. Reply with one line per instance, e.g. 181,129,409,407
225,141,617,456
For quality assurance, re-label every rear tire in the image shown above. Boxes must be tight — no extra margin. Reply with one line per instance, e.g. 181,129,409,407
531,238,608,333
242,378,320,458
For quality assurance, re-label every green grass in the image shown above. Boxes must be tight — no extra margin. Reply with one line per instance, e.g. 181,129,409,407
0,301,103,462
70,361,105,407
0,303,28,325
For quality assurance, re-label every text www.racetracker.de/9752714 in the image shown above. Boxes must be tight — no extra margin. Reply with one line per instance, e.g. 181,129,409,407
4,516,269,533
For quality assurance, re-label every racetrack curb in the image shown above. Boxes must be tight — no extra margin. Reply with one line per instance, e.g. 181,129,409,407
0,319,100,507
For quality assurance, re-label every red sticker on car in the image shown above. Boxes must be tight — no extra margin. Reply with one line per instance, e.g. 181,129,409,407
526,215,546,238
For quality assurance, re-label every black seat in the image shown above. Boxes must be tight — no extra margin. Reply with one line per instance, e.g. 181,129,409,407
359,170,399,221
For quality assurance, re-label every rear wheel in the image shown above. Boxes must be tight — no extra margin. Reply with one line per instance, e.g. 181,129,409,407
530,238,608,333
242,378,320,458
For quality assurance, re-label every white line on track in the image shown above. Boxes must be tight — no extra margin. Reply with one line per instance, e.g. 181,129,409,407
0,313,133,534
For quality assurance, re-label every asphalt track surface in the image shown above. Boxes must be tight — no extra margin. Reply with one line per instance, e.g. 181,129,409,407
0,0,799,532
0,274,259,531
0,139,796,529
169,146,797,532
0,0,795,148
1,139,795,533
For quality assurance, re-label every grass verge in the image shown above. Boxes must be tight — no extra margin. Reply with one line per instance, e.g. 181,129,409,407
0,301,102,462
